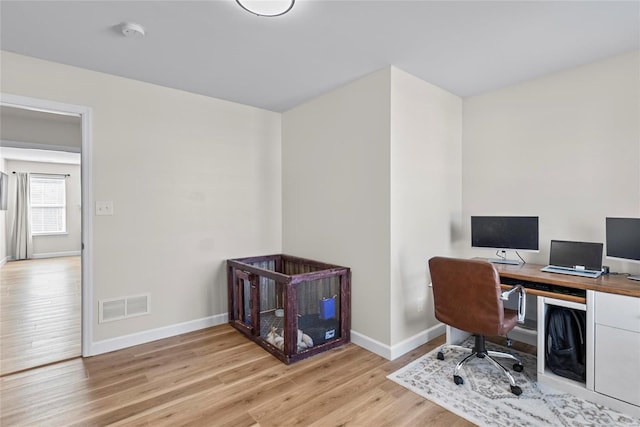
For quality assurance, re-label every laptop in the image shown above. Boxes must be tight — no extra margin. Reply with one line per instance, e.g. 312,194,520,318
541,240,604,278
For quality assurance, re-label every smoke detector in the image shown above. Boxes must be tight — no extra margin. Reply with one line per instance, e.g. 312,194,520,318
120,22,145,38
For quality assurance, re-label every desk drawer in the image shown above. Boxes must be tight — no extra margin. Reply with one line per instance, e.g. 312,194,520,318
595,292,640,333
595,324,640,406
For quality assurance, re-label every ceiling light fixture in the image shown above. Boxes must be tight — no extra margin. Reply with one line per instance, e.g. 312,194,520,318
120,22,145,38
236,0,295,17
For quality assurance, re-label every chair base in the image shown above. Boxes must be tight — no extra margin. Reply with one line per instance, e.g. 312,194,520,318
437,334,524,396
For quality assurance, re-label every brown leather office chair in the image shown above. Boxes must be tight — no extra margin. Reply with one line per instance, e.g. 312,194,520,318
428,256,527,395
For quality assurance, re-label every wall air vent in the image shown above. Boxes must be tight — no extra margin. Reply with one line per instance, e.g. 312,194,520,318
100,298,126,322
126,295,149,316
99,294,151,323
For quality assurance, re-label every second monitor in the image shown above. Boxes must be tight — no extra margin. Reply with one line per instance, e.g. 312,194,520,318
606,217,640,281
471,216,539,265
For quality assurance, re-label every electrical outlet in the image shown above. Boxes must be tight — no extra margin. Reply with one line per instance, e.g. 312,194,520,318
417,296,425,312
96,201,114,216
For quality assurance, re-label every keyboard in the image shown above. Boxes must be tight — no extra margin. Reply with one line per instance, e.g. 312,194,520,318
501,277,587,299
541,265,602,278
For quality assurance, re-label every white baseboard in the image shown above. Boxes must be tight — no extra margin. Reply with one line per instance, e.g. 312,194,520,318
31,250,82,259
0,256,8,267
351,330,393,359
351,323,446,361
390,323,447,360
89,315,446,362
89,313,228,356
2,251,81,262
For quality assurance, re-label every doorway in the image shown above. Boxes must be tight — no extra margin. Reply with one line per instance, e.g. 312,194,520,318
0,94,93,374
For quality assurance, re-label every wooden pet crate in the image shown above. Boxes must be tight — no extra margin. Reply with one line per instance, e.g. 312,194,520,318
227,254,351,364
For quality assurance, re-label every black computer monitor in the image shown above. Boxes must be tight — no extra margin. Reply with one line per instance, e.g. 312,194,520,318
471,216,539,264
548,240,603,272
606,217,640,281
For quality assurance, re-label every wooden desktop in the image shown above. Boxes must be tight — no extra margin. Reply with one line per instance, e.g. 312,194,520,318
492,260,640,299
446,260,640,418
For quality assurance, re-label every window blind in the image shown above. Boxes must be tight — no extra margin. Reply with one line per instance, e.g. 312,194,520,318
30,175,66,234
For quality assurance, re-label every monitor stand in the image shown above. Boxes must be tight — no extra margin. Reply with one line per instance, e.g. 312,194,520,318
628,275,640,281
488,258,522,265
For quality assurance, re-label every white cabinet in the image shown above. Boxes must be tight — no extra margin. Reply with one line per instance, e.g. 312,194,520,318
594,293,640,406
595,292,640,332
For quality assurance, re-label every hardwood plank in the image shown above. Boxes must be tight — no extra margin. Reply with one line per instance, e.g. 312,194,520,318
248,348,385,425
0,357,87,392
307,384,395,427
263,367,390,426
112,370,295,427
67,376,224,426
0,257,81,376
1,323,481,426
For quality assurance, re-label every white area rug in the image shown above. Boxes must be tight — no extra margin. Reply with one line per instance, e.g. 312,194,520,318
387,338,640,426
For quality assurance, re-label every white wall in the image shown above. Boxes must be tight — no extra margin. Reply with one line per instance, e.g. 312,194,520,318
3,47,636,357
463,51,640,276
283,67,462,353
283,68,392,345
1,51,282,342
389,68,462,346
5,159,81,258
0,153,7,264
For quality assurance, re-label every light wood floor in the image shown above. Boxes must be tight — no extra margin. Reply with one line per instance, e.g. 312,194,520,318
0,256,81,376
0,324,482,426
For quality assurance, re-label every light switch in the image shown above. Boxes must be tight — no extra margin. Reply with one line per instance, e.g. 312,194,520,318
96,201,114,216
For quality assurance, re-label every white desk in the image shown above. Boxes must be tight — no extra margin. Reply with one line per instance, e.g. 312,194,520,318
445,261,640,419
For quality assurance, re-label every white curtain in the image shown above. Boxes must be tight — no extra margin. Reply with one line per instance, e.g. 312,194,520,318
12,172,32,260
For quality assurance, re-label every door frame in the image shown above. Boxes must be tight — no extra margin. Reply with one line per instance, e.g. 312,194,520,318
1,92,94,357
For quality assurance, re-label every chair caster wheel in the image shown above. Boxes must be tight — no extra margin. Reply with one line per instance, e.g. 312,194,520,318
510,385,522,396
437,351,444,360
453,375,464,385
513,363,524,372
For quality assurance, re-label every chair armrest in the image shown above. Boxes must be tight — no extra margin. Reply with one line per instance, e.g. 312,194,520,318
501,285,526,323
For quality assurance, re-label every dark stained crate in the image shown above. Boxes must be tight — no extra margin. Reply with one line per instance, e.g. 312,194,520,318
227,254,351,364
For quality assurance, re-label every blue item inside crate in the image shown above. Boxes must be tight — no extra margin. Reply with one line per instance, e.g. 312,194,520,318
319,296,336,320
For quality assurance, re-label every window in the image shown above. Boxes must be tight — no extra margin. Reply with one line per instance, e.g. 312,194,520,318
30,175,66,234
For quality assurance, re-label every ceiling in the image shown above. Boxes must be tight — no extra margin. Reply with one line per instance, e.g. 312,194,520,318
1,1,638,112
